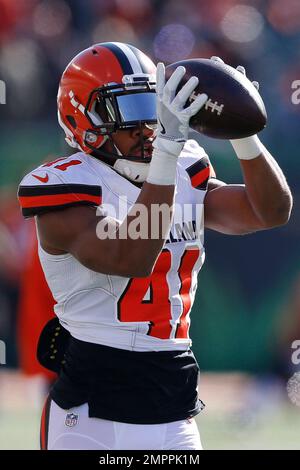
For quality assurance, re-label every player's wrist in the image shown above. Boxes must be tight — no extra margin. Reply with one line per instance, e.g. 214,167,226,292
230,134,265,160
146,148,178,185
153,135,185,158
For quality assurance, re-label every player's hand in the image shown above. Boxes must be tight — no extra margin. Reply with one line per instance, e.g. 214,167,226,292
153,62,208,158
210,56,265,160
147,64,207,185
235,64,260,91
210,56,260,93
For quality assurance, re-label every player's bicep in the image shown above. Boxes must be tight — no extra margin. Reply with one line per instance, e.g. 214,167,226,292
204,179,264,235
37,206,121,273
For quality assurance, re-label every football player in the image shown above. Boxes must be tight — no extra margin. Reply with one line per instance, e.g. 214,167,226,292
18,42,292,450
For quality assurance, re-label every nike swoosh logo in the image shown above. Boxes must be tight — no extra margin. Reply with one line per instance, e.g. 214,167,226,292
33,173,49,183
159,119,166,134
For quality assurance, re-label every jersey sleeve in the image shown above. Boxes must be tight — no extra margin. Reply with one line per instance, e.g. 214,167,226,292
18,155,102,218
180,140,216,191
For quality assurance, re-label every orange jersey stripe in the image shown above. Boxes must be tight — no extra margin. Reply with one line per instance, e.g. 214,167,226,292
19,193,102,208
190,166,210,188
40,404,46,449
40,396,50,450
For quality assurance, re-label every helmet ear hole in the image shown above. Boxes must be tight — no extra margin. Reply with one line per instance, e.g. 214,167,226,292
66,115,77,129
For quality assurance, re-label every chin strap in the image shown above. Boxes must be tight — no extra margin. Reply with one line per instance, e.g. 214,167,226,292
86,126,151,183
113,159,150,183
113,142,150,183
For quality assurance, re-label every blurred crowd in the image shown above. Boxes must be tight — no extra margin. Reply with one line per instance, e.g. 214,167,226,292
0,0,300,125
0,0,299,377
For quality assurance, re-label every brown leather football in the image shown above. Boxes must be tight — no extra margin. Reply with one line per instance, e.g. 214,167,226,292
166,58,267,139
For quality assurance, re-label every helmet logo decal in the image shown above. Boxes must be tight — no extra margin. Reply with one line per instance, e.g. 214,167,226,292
69,91,85,114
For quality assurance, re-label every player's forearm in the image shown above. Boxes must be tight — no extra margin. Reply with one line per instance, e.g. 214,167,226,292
113,63,206,276
239,149,293,228
113,182,175,277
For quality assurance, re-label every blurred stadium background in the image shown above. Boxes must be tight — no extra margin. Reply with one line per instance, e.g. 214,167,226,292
0,0,300,450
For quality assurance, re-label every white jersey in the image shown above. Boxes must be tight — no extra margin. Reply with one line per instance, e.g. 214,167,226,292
18,140,215,352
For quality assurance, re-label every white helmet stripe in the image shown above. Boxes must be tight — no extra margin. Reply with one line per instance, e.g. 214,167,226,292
112,42,144,74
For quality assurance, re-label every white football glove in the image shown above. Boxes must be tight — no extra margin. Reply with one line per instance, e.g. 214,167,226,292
153,62,208,158
147,63,208,185
210,56,260,91
211,56,265,160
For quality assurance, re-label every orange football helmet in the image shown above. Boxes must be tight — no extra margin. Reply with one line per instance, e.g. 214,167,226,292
57,42,157,159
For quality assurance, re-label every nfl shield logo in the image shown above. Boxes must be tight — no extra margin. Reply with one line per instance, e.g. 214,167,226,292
65,412,78,427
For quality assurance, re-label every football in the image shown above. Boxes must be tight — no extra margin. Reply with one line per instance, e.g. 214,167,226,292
165,58,267,139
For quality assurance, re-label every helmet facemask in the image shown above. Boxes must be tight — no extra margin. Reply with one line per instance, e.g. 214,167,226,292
83,75,157,167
